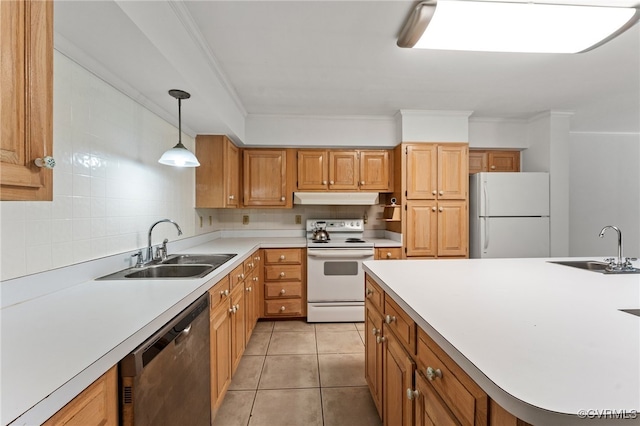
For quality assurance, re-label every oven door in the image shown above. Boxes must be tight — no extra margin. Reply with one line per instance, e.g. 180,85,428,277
307,248,374,302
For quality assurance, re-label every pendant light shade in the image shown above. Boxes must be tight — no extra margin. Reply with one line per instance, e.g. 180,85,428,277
159,89,200,167
397,0,640,54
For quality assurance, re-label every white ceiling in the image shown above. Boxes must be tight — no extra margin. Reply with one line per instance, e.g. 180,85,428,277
54,1,640,138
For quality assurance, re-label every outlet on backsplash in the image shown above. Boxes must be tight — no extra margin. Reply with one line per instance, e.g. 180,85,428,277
242,215,250,225
295,215,302,224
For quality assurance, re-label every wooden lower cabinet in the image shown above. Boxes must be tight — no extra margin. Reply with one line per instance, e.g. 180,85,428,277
383,324,415,426
209,284,232,415
230,283,245,375
43,366,117,426
365,301,384,418
406,200,468,258
262,248,305,318
375,247,403,260
414,370,460,426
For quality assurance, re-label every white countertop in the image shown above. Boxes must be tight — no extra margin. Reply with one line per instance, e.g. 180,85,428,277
1,235,398,426
363,258,640,425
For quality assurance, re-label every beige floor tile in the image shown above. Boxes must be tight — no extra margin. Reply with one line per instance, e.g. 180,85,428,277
249,389,323,426
244,331,271,356
212,390,255,426
314,322,357,331
267,331,317,355
273,320,315,332
318,353,367,387
259,354,319,389
357,328,366,344
321,387,382,426
355,321,365,331
316,331,364,354
229,355,265,391
253,320,275,333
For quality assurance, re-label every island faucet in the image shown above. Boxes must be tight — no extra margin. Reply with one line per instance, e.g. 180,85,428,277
147,219,182,263
599,225,623,267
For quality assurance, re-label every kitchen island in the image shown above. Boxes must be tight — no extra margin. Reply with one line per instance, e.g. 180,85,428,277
363,257,640,425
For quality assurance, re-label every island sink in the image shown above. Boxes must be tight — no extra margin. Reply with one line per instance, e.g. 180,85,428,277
548,260,640,274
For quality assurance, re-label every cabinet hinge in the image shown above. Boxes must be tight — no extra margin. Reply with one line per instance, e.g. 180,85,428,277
404,247,407,254
405,190,407,197
404,205,407,211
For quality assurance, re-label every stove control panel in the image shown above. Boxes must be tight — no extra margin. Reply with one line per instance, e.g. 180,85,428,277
306,219,364,232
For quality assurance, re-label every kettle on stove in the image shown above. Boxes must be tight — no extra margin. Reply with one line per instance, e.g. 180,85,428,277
312,222,330,241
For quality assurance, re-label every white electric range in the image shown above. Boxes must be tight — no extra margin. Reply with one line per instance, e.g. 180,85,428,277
306,219,374,322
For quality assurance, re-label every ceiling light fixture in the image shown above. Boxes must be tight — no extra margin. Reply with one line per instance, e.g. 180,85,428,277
159,89,200,167
397,1,640,53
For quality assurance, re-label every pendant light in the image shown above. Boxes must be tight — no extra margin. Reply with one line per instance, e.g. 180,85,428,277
158,89,200,167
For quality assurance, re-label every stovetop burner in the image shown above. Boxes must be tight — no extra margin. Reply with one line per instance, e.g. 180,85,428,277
346,238,366,243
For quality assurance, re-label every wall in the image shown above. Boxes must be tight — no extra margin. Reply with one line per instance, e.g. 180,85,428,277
468,117,527,149
0,52,216,281
568,132,640,257
396,110,471,143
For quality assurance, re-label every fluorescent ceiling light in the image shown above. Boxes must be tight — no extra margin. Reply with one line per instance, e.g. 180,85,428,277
397,1,640,53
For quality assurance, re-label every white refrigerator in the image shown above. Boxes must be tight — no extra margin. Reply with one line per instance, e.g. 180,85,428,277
470,172,550,258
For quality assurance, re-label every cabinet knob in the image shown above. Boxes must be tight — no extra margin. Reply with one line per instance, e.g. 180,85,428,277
365,288,373,297
280,306,286,312
438,207,444,212
280,288,286,295
432,207,436,212
235,303,240,311
371,327,380,336
491,165,496,170
385,315,396,324
253,276,259,282
439,190,444,196
238,273,244,280
406,388,420,401
376,336,386,344
229,306,236,314
220,289,229,297
280,272,286,277
229,194,235,200
280,255,286,260
322,180,327,185
34,156,56,169
245,286,252,292
254,256,261,261
426,366,443,381
386,252,392,258
280,196,285,201
432,190,437,195
330,180,335,185
360,181,365,185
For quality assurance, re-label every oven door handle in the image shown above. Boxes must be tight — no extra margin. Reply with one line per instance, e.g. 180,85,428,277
307,249,374,258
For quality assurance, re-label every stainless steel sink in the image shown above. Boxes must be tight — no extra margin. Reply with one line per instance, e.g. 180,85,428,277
97,253,236,280
548,260,640,274
161,253,236,266
620,309,640,318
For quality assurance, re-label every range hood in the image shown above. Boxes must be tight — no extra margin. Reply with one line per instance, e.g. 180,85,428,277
293,192,379,206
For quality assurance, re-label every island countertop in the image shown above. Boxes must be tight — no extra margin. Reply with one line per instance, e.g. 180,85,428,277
363,257,640,425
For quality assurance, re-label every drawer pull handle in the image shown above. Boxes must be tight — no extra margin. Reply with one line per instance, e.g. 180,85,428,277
229,306,237,314
229,194,235,200
245,286,252,292
238,273,244,280
280,289,286,295
220,289,229,297
385,315,396,324
366,288,373,297
371,327,380,336
426,367,442,381
406,388,420,401
255,256,261,261
376,336,386,344
280,306,286,312
439,190,444,196
360,181,365,185
253,277,259,282
280,255,286,260
386,252,392,258
280,272,286,277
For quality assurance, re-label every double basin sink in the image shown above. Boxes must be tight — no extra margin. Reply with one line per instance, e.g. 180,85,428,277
98,253,237,280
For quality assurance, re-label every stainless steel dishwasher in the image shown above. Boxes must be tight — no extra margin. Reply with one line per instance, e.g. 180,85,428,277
120,294,210,426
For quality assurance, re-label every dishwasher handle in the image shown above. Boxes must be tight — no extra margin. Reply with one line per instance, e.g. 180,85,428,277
120,294,208,377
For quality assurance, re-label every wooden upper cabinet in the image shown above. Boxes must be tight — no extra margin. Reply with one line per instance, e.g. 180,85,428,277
468,151,488,174
297,150,328,190
437,145,468,199
243,149,291,207
359,150,391,191
469,150,520,174
195,135,240,208
1,0,53,201
328,151,359,190
406,144,437,199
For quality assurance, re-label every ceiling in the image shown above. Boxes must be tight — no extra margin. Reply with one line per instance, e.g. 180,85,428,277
54,1,640,139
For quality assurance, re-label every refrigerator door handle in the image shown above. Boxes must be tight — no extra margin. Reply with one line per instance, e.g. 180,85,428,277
483,180,489,217
484,218,489,251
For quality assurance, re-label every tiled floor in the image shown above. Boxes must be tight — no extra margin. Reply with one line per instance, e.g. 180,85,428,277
212,320,382,426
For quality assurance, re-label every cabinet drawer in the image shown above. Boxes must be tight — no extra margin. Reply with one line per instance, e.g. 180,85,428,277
376,247,402,260
265,281,303,299
244,254,257,275
365,274,384,314
264,299,303,316
265,265,302,281
264,248,302,264
209,275,231,311
230,264,245,288
417,328,487,426
384,296,416,355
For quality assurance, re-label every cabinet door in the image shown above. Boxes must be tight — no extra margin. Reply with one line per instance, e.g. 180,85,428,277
468,151,487,175
365,302,384,418
414,370,460,426
406,145,437,200
1,0,53,201
328,151,359,190
230,284,245,375
297,150,328,190
244,271,258,343
195,135,240,208
406,201,437,257
359,150,390,191
383,326,415,426
243,149,288,207
488,151,520,172
437,201,468,257
210,297,232,414
225,142,240,207
437,145,468,200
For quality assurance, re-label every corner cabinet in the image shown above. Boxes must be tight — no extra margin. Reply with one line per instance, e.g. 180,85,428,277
1,0,54,201
196,135,240,208
243,149,295,208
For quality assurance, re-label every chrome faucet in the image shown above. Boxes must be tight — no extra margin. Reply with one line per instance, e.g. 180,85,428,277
598,225,637,272
147,219,182,263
